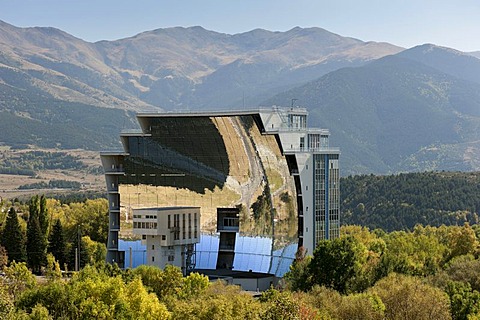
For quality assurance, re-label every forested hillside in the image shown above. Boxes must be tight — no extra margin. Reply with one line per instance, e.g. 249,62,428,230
265,53,480,175
0,75,136,150
341,171,480,231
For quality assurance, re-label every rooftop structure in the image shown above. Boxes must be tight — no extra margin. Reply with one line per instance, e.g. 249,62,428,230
101,106,340,277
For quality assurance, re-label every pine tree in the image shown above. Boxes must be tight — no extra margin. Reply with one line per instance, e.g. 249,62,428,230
26,196,47,273
39,195,49,237
0,207,26,263
48,219,67,268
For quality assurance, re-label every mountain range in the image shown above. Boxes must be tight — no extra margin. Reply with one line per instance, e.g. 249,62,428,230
265,47,480,174
0,20,479,175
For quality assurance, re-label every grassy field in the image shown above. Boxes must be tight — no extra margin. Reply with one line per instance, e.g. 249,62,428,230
0,147,105,200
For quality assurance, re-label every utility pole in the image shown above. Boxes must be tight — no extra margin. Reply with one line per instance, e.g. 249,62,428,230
129,247,133,269
75,248,78,271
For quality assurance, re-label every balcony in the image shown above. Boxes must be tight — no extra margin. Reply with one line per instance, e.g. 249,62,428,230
217,217,239,232
104,167,125,174
284,147,340,154
290,169,299,175
219,243,235,251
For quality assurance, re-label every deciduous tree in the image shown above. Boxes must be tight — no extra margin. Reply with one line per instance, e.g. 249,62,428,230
260,288,300,320
178,272,210,300
447,223,478,260
0,282,15,320
445,281,480,320
309,236,368,293
62,199,109,244
370,273,450,320
171,280,262,320
18,265,171,319
133,264,184,302
335,292,385,320
284,254,312,292
66,234,89,270
378,229,446,278
2,261,36,299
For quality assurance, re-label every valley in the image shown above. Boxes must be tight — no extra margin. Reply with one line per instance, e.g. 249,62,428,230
0,147,104,200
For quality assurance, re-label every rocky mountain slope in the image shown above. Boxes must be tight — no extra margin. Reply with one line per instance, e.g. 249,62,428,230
1,20,479,175
0,20,402,111
264,46,480,175
0,20,151,111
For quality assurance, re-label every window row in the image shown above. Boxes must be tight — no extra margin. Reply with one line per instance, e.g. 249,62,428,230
133,214,157,219
133,222,158,229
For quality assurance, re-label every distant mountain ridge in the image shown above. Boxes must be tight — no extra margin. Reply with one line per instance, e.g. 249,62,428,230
1,20,479,175
398,44,480,85
468,51,480,59
0,20,402,111
264,48,480,175
0,19,403,159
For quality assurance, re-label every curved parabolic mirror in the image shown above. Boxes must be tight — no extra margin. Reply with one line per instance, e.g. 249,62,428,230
117,114,297,273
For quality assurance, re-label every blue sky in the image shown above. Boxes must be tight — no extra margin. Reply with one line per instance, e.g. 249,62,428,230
2,0,479,52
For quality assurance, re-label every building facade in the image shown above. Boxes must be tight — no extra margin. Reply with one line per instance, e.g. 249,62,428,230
132,207,199,273
101,106,340,276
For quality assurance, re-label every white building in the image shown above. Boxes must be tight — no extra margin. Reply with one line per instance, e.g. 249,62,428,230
133,206,200,273
258,107,340,253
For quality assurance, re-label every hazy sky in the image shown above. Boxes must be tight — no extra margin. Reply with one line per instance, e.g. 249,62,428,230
2,0,479,52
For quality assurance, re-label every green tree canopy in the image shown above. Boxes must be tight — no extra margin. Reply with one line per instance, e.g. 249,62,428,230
61,199,109,244
260,288,300,320
170,280,263,320
39,195,49,237
0,245,7,269
2,261,36,300
378,229,447,278
48,219,67,268
444,280,480,320
1,207,26,263
309,236,369,294
132,264,184,302
370,273,451,320
17,265,171,319
26,196,48,273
